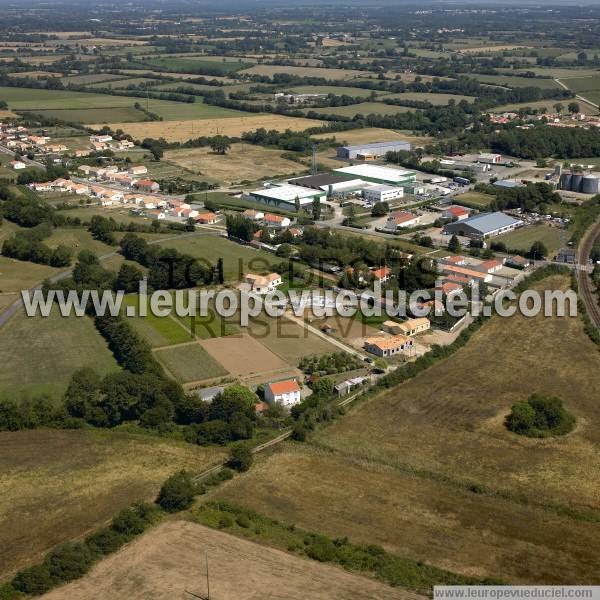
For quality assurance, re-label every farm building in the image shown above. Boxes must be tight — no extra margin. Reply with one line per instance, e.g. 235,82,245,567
364,335,414,358
506,255,531,269
334,164,416,186
363,184,404,204
384,211,421,230
335,376,367,397
244,272,282,295
383,317,430,336
264,379,301,407
246,184,325,211
336,140,411,160
443,212,522,240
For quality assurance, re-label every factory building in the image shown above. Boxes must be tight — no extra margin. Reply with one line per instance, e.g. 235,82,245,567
443,212,522,240
289,173,365,193
334,164,416,186
336,140,411,160
363,184,404,204
245,184,326,211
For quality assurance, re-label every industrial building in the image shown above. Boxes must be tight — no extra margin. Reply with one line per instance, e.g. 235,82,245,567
336,140,411,160
334,164,416,186
245,184,325,211
289,173,365,193
363,184,404,204
493,179,525,189
478,153,502,164
443,212,522,240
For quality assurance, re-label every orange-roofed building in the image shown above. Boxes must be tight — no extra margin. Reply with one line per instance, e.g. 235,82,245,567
264,379,301,407
364,335,413,358
371,266,391,283
195,212,218,224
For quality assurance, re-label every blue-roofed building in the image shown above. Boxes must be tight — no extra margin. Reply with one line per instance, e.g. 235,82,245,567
443,212,522,240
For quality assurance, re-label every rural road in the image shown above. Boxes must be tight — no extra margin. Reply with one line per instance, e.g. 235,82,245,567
0,229,219,330
576,219,600,329
554,79,600,111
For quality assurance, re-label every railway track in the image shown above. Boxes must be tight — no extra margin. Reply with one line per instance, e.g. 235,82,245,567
577,219,600,330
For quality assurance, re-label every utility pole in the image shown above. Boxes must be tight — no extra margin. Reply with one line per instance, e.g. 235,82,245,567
311,144,317,176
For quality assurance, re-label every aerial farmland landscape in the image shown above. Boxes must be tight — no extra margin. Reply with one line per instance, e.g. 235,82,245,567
0,0,599,598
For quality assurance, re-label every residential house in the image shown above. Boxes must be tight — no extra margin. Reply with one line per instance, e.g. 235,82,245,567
475,259,504,274
148,209,165,220
364,335,414,358
264,379,301,407
10,160,26,170
134,179,160,193
263,213,291,228
242,209,265,221
442,205,470,221
384,211,420,231
506,255,531,269
90,134,113,144
396,317,430,336
244,272,282,295
30,182,52,192
371,266,391,283
195,212,218,225
128,165,148,176
441,264,492,283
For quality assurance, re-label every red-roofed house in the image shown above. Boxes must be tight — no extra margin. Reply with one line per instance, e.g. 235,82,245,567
442,205,470,221
195,212,218,224
384,211,420,231
264,379,301,407
134,179,160,193
263,213,291,228
371,266,391,283
475,259,504,274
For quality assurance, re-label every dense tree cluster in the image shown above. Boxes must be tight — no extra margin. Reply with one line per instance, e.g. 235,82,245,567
505,393,575,437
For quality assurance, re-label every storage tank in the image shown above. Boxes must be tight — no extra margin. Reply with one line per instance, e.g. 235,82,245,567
582,176,600,195
560,173,572,191
571,174,583,192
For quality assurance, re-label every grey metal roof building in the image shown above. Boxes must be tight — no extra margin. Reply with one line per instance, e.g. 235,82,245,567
443,212,522,239
289,173,358,190
337,140,411,160
493,179,525,189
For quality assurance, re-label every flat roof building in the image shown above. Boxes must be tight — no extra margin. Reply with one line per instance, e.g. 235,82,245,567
337,140,411,160
363,184,404,203
443,212,522,240
288,173,360,192
334,164,416,186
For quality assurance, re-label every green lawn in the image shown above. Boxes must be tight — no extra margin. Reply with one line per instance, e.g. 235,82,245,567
157,234,279,281
455,191,495,209
472,74,561,89
0,310,119,400
155,342,228,383
121,294,192,348
496,223,564,255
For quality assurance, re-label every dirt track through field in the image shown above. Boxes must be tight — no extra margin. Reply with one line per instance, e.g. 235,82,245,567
41,521,422,600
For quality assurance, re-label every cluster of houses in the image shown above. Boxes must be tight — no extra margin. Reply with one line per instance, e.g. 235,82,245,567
88,134,135,153
77,163,159,193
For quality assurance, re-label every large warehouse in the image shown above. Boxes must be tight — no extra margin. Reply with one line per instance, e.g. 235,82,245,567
336,140,411,160
443,212,522,240
245,184,326,211
334,164,416,186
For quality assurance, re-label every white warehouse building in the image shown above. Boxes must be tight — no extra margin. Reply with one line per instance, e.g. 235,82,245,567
363,184,404,204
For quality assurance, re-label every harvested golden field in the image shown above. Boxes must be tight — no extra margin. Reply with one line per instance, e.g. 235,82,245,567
101,114,324,142
317,275,600,511
164,143,307,185
0,109,17,118
239,64,370,80
0,429,225,578
311,126,432,147
41,521,416,600
214,444,600,584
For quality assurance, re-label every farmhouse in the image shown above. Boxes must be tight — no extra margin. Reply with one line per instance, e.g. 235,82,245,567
397,317,431,336
246,184,325,211
264,379,301,407
384,211,420,230
336,140,411,160
443,212,522,240
244,272,282,294
334,164,416,187
364,335,414,358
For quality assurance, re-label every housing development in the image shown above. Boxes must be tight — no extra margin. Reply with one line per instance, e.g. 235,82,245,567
0,1,599,598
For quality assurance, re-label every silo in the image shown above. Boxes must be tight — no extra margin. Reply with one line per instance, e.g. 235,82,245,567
571,174,583,192
560,173,572,190
582,176,600,195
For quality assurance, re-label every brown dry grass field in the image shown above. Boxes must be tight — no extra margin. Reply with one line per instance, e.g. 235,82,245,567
0,429,225,579
164,143,307,185
212,276,600,584
311,126,433,147
214,444,600,584
101,114,324,142
41,521,419,600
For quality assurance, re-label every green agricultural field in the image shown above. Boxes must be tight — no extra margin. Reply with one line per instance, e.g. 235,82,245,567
472,74,561,89
287,85,385,98
60,73,129,86
121,294,192,348
380,92,476,104
0,310,119,400
21,107,148,124
130,97,248,121
496,223,564,255
155,342,228,383
46,227,116,257
86,77,163,89
157,234,279,281
137,57,250,76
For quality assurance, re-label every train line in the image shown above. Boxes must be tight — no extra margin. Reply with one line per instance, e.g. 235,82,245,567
577,220,600,330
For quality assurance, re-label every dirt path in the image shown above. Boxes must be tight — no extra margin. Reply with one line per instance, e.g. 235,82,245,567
41,521,423,600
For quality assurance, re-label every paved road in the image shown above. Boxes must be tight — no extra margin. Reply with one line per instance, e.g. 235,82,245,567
555,79,600,111
0,230,219,330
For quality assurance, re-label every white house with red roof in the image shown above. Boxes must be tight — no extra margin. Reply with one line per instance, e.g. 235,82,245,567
371,266,391,283
384,211,420,231
264,379,301,407
263,213,291,228
442,205,470,221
